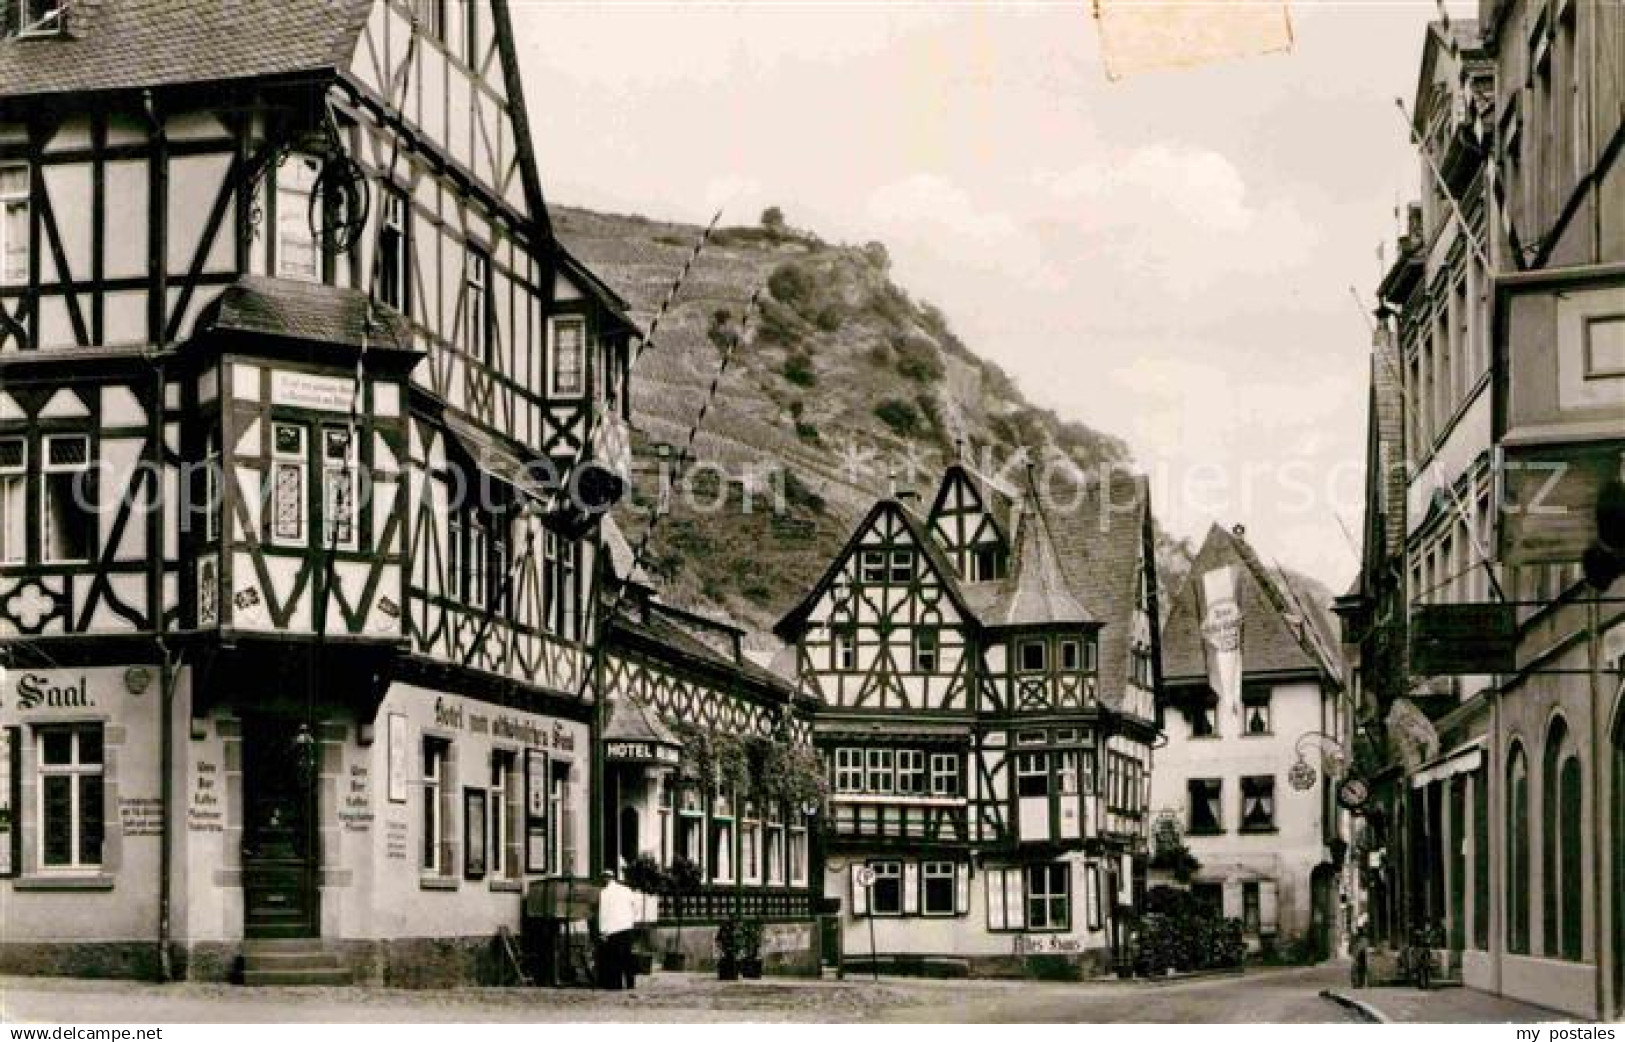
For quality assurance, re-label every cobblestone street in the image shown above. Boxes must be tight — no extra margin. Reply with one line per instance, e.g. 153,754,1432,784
0,964,1430,1024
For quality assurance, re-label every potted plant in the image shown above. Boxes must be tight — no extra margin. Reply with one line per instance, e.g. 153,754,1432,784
738,917,765,979
715,917,743,981
663,855,702,971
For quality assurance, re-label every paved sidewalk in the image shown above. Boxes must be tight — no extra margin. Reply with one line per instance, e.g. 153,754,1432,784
1321,983,1576,1024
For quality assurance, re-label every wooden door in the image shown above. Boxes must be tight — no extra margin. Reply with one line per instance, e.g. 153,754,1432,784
241,716,320,938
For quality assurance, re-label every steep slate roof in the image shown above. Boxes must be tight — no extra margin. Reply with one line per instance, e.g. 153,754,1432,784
1162,523,1337,686
985,474,1095,628
613,601,795,698
194,275,414,351
0,0,373,98
602,689,680,746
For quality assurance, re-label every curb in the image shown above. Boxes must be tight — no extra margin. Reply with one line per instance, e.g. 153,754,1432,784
1320,988,1390,1024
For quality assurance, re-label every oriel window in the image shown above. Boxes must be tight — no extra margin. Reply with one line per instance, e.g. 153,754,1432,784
0,165,28,287
321,425,358,551
550,315,585,396
41,434,93,564
271,423,307,545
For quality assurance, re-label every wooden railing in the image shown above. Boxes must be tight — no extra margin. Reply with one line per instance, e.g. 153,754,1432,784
662,886,817,923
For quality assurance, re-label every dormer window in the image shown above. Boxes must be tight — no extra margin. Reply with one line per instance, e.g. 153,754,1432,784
970,545,1005,582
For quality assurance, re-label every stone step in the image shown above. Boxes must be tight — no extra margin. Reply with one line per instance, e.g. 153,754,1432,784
243,950,344,972
241,966,354,987
243,937,334,953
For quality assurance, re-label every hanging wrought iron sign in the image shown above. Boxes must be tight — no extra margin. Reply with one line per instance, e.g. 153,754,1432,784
312,154,371,256
1287,757,1318,792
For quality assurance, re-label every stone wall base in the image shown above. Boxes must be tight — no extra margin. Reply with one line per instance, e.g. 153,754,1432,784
843,951,1113,981
0,942,162,981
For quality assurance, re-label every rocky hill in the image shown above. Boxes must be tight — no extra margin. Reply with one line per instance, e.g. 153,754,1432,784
554,206,1251,644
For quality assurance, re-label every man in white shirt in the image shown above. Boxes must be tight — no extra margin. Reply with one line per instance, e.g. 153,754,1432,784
597,870,641,990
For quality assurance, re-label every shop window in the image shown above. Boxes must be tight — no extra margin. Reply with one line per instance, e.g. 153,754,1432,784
1242,686,1273,735
1240,776,1276,831
549,759,574,876
36,724,103,871
1188,778,1223,834
0,436,23,564
913,627,938,672
490,750,519,881
1018,638,1047,673
929,752,959,797
1026,863,1069,931
869,861,902,915
922,861,956,916
549,315,584,396
1016,752,1049,798
0,164,28,286
421,738,451,877
896,749,925,795
41,434,93,563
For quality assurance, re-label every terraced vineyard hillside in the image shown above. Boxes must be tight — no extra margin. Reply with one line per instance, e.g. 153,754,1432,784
554,206,1197,643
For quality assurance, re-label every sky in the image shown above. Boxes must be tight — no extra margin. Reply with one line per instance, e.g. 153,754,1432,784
513,0,1472,593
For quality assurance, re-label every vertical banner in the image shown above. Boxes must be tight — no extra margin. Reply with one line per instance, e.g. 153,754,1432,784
1199,565,1244,720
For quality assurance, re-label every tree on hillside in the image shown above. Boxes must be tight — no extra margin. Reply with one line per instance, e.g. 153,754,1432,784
760,206,786,231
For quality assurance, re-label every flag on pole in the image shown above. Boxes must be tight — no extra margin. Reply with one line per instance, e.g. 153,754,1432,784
1092,0,1293,82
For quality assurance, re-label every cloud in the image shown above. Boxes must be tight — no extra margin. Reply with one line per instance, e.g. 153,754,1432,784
864,175,1056,287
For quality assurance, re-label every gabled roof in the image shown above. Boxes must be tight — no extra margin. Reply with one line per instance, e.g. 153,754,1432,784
1162,523,1339,686
602,690,680,747
0,0,372,98
771,497,976,642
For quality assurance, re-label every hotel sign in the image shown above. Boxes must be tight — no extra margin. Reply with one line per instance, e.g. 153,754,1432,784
604,740,680,767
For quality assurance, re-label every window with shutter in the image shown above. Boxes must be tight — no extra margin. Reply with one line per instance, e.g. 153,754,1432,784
850,865,869,916
986,869,1007,930
902,862,920,915
954,863,969,915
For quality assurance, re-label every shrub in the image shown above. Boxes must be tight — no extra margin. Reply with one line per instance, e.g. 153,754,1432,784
896,341,943,383
813,303,844,332
756,297,803,347
783,351,816,387
761,206,785,231
873,399,923,439
795,421,820,445
862,240,891,273
767,263,816,311
1131,886,1246,976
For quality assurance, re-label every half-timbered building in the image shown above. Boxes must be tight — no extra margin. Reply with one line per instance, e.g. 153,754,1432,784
775,462,1163,978
0,0,638,985
595,520,823,972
